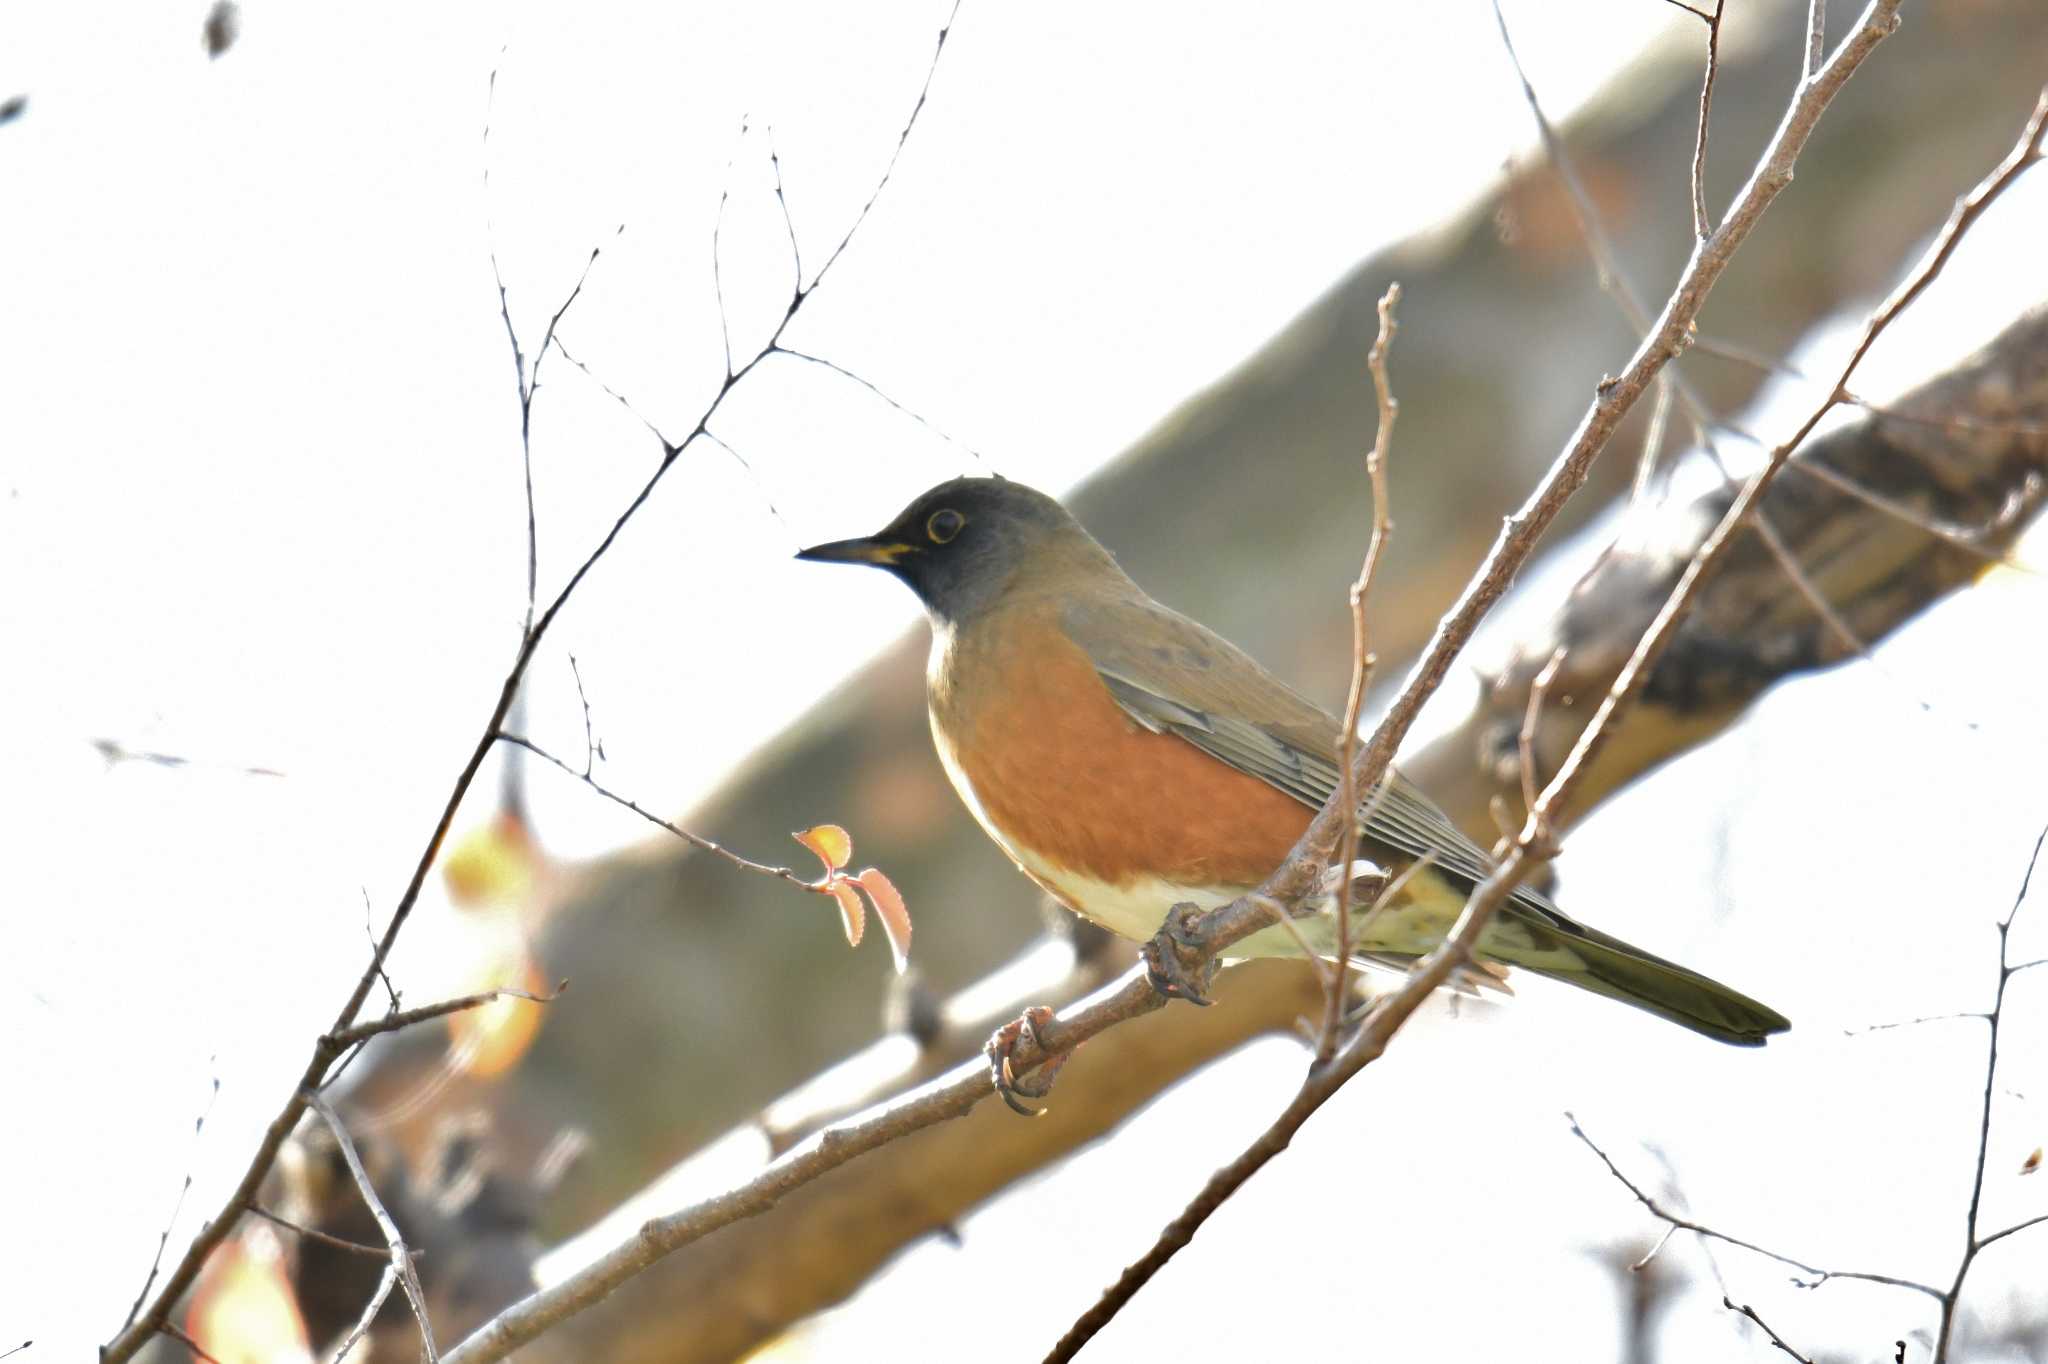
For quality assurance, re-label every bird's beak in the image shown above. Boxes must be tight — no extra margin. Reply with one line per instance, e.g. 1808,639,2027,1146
794,535,918,567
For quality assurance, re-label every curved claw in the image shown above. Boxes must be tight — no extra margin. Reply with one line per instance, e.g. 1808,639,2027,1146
985,1006,1073,1117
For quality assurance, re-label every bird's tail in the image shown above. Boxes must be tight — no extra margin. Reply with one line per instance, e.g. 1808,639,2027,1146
1492,902,1789,1046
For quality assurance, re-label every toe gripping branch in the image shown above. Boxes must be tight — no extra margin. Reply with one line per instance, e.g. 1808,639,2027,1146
1142,902,1217,1007
985,1005,1073,1117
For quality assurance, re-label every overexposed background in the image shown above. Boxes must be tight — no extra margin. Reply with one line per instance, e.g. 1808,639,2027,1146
4,1,2046,1359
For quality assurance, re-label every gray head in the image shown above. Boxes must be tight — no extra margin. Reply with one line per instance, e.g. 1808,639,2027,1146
795,476,1116,624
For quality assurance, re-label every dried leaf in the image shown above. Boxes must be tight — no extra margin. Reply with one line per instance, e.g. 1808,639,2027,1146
2023,1147,2042,1176
855,868,912,973
828,879,865,948
795,823,853,872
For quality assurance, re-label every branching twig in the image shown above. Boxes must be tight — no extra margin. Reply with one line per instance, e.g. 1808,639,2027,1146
1492,0,1893,674
500,733,814,887
331,1263,400,1364
308,1091,438,1362
1690,1,1725,240
430,9,1909,1357
1575,825,2048,1359
1322,282,1403,1064
246,1204,391,1261
772,345,984,466
1725,1297,1815,1363
1047,9,1913,1352
326,983,564,1052
1570,1115,1942,1301
99,10,963,1356
118,1074,219,1333
1934,820,2048,1360
159,1322,225,1364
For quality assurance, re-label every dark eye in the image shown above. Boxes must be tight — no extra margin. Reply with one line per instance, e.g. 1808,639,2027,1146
926,508,965,544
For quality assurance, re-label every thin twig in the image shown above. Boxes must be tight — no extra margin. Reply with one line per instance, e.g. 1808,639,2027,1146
308,1092,439,1362
772,345,986,467
802,0,962,295
500,733,812,886
1323,282,1403,1064
1691,1,1725,240
1493,0,1876,672
711,117,745,380
1630,377,1677,509
1047,12,1909,1353
1935,820,2048,1361
1724,1297,1815,1363
428,9,1904,1360
327,983,564,1051
99,12,963,1355
1569,1115,1943,1301
331,1263,400,1364
1805,0,1827,78
767,126,804,291
700,428,791,534
568,653,600,774
247,1204,393,1260
159,1322,226,1364
119,1075,220,1332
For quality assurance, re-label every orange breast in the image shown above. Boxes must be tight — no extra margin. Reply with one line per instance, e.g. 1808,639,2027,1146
930,605,1312,894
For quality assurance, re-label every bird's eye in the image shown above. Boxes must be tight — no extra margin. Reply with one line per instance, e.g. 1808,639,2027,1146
926,508,965,544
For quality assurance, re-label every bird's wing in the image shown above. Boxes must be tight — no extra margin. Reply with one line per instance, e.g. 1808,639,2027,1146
1061,594,1524,897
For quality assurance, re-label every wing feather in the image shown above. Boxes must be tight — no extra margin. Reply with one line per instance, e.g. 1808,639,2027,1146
1066,595,1557,914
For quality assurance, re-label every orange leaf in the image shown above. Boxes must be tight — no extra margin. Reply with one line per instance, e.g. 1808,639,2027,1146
795,823,853,872
828,878,865,948
2024,1147,2042,1176
855,868,912,973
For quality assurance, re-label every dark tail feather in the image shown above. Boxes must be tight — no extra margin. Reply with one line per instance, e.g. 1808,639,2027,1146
1503,906,1790,1046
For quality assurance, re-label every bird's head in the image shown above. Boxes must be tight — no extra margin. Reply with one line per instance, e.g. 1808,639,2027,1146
796,476,1110,624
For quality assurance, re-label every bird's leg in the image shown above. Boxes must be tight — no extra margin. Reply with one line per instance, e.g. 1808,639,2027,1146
984,1005,1076,1117
1142,902,1217,1007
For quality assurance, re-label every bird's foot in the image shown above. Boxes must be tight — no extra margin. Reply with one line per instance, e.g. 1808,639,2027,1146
1142,903,1217,1007
985,1005,1075,1117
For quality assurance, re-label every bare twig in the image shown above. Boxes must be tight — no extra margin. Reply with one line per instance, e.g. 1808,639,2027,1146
1662,0,1727,239
431,7,1906,1359
772,345,985,467
119,1075,219,1332
246,1204,391,1260
1492,0,1877,674
331,1263,400,1364
767,126,804,291
327,983,563,1052
100,11,963,1354
1569,1115,1942,1301
711,118,745,380
803,0,962,295
1934,821,2048,1360
1323,282,1403,1064
159,1322,226,1364
1804,0,1826,78
1048,11,1913,1351
1725,1297,1815,1363
567,653,600,774
500,733,814,887
308,1091,439,1362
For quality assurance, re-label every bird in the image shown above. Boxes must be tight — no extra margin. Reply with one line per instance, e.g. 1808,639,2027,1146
797,476,1789,1058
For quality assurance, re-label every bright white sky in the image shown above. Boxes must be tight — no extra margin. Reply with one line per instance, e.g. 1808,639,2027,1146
4,0,2047,1360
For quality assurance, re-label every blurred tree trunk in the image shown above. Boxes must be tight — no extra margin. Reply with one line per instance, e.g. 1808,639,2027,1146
324,3,2048,1359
